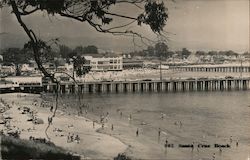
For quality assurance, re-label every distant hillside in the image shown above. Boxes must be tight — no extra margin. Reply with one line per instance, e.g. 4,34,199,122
0,33,28,49
0,33,136,52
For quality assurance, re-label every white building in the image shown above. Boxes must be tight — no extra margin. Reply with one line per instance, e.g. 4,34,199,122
20,64,34,72
84,55,123,71
0,65,15,74
4,76,42,86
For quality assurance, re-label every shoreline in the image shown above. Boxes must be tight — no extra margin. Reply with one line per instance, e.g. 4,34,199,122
0,93,127,159
54,92,250,160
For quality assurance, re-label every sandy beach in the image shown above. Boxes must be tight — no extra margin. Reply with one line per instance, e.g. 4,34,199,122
0,93,126,159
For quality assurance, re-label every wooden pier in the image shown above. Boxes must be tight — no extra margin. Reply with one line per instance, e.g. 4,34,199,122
1,77,250,94
42,78,250,93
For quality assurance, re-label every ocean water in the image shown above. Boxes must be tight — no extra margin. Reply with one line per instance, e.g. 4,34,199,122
56,90,250,160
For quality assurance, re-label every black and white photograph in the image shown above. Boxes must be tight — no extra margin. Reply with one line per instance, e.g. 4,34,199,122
0,0,250,159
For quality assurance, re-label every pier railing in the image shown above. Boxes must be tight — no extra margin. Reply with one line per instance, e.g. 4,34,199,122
171,66,250,73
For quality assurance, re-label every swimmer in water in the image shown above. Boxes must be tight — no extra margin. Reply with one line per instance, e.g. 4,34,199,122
158,128,161,137
136,128,139,137
161,113,165,119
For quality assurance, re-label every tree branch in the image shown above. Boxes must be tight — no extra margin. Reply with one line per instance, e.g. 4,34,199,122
19,8,39,16
103,11,138,20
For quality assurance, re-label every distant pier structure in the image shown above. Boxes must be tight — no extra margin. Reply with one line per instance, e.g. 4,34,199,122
41,78,250,93
171,65,250,73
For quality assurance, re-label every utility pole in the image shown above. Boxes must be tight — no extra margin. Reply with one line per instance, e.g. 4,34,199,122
240,58,243,79
249,0,250,77
160,53,162,81
157,37,163,81
72,57,75,79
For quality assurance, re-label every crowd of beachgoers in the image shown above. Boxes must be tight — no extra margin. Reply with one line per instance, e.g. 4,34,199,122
0,93,126,159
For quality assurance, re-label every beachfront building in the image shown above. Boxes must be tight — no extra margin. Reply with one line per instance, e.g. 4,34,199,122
84,54,123,71
0,64,16,75
4,76,42,86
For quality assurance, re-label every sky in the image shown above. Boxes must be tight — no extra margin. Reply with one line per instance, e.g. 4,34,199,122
0,0,249,53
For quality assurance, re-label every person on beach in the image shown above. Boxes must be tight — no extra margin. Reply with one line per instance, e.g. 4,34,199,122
111,124,114,131
158,128,161,137
102,123,104,129
50,106,53,112
161,113,164,120
129,114,132,120
29,136,34,140
75,135,80,144
100,115,104,123
0,130,4,135
71,134,74,142
212,153,216,160
236,140,239,147
93,121,95,128
136,128,139,137
67,133,70,143
79,107,82,114
219,147,222,154
230,136,233,143
105,115,109,123
48,117,51,125
165,139,168,148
